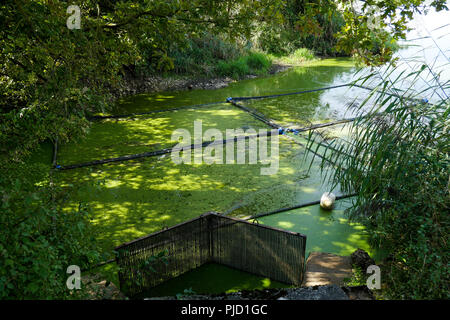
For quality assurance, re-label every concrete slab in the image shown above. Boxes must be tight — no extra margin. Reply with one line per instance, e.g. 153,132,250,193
303,251,352,287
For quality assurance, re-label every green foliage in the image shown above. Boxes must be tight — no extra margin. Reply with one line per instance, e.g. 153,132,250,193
292,48,315,61
335,0,448,65
257,24,294,56
257,0,447,65
217,58,250,79
306,64,450,299
216,52,271,79
176,288,197,300
0,162,101,299
166,34,244,76
275,48,316,65
245,52,271,71
344,266,367,287
256,1,346,56
148,35,272,79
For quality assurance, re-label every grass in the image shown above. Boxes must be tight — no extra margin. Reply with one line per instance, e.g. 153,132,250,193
343,265,367,287
216,52,272,79
168,34,318,80
270,48,317,66
168,35,273,80
215,49,318,80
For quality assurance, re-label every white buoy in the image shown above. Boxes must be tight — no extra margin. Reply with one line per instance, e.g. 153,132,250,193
320,192,336,210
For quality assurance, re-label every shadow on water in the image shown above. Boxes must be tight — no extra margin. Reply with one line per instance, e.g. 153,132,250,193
134,263,291,299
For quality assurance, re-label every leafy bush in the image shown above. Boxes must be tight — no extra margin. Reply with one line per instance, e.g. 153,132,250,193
291,48,315,61
344,266,367,287
276,48,316,65
245,52,271,71
216,52,272,79
257,24,294,56
166,35,272,79
216,57,250,79
167,34,244,76
0,162,101,299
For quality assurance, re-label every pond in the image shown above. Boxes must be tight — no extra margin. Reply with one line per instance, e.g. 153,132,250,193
55,58,378,296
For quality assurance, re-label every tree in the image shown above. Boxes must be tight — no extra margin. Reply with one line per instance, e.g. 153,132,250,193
1,0,283,161
335,0,448,65
0,0,283,299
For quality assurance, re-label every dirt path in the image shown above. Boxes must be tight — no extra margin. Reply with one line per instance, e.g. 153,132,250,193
303,252,353,287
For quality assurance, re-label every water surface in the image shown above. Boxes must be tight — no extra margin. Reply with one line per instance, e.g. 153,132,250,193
57,58,375,295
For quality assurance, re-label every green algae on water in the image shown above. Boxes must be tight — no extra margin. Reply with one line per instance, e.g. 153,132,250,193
135,263,291,299
58,104,270,166
56,136,335,254
51,57,377,295
256,198,373,258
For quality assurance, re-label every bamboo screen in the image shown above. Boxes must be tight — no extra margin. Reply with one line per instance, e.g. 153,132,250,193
115,212,306,297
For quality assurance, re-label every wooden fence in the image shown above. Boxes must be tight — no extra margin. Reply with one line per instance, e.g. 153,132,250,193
115,212,306,297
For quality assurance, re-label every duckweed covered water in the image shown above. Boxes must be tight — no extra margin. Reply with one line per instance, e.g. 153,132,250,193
55,58,376,295
137,263,291,298
58,104,270,165
57,136,333,253
256,198,372,257
103,58,366,120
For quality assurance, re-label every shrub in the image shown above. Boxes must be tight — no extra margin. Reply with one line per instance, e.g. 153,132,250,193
246,52,271,72
291,48,315,61
216,57,250,79
167,34,244,76
277,48,316,65
215,52,272,79
256,8,346,57
257,25,293,55
0,162,101,299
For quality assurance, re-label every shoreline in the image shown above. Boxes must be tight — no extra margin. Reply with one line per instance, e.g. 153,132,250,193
113,63,293,98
